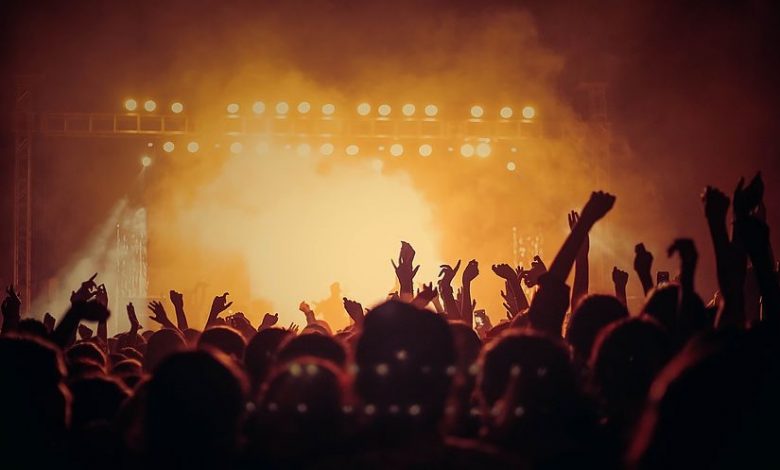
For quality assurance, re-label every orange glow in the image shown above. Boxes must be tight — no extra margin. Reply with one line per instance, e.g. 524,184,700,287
124,98,138,111
171,102,184,113
226,103,239,114
144,100,157,112
162,141,175,152
522,105,536,119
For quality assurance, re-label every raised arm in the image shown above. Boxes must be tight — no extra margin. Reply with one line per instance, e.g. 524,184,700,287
612,267,629,305
460,260,479,327
205,292,232,329
169,290,189,330
438,260,462,321
633,243,655,295
492,263,529,318
0,286,21,336
568,211,589,307
149,300,178,330
391,241,419,301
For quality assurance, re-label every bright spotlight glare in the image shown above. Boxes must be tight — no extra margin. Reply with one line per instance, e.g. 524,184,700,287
424,104,438,117
500,106,513,119
252,101,266,114
522,106,536,119
255,142,269,155
460,143,475,158
507,161,517,172
357,103,371,116
476,142,491,158
230,142,243,154
298,102,311,114
470,105,484,118
144,100,157,112
276,102,290,115
226,103,239,114
322,103,335,116
418,144,432,157
171,102,184,114
378,104,391,117
162,141,175,153
124,99,138,111
389,143,404,157
187,142,199,153
346,144,359,156
140,155,152,167
402,104,415,117
320,143,335,156
296,143,311,156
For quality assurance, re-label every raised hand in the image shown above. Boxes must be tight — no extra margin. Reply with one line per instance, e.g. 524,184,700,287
126,302,141,331
438,260,462,286
612,267,629,305
412,283,438,309
43,312,56,333
492,263,517,281
226,312,256,339
169,289,189,330
702,186,730,222
668,238,698,292
633,243,655,295
438,260,462,320
70,273,98,304
568,210,590,307
392,241,420,297
72,300,110,323
149,300,175,329
343,297,365,326
259,312,279,330
95,284,108,307
579,191,617,225
299,301,316,324
169,290,184,309
568,211,590,254
462,259,479,283
288,322,300,334
524,256,547,287
733,172,763,219
206,292,233,327
78,324,93,339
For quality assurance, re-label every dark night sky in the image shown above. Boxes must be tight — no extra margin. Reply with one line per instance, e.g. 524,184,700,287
1,0,779,295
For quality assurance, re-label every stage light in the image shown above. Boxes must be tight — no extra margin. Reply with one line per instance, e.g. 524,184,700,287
378,104,391,117
276,102,290,115
252,101,266,114
476,142,491,158
124,99,138,111
500,106,513,119
255,142,269,155
296,143,311,156
522,106,536,119
346,144,359,156
298,101,311,114
470,105,484,118
162,141,175,153
389,143,404,157
171,102,184,114
320,143,335,156
144,100,157,112
357,102,371,116
460,143,475,158
418,144,432,157
226,103,239,114
507,161,517,172
322,103,335,116
402,104,415,117
140,155,152,167
230,142,243,154
187,142,199,153
424,104,438,117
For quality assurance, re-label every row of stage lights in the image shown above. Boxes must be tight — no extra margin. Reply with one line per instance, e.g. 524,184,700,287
122,99,537,120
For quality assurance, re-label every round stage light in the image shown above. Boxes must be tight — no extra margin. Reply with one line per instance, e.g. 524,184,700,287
296,143,311,156
141,155,152,167
252,101,266,114
171,102,184,114
346,144,359,156
470,105,484,118
187,141,199,153
357,102,371,116
322,103,336,116
418,144,432,157
424,104,438,117
507,161,517,172
389,143,404,157
460,143,475,158
320,143,335,156
402,104,415,116
144,100,157,112
522,106,536,119
162,141,175,153
255,142,269,155
226,103,239,114
476,142,491,158
500,106,513,119
298,101,311,114
124,99,138,111
378,104,391,117
276,102,290,115
230,142,243,154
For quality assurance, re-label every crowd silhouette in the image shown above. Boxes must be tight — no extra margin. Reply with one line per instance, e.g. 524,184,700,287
2,174,779,469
